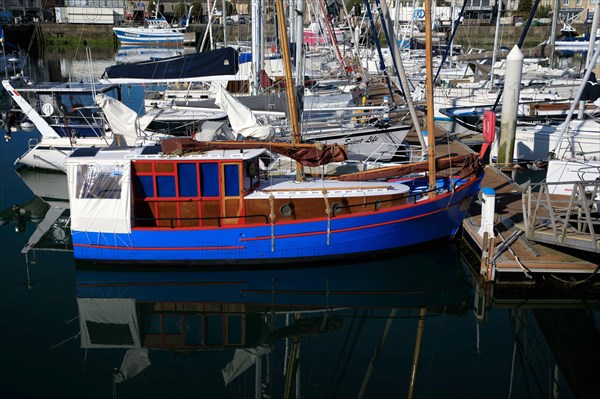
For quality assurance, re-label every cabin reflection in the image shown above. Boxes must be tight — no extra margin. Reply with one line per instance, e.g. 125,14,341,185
73,258,473,395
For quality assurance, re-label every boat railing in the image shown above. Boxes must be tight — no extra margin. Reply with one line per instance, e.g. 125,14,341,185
301,105,392,130
27,137,38,150
521,179,600,253
363,143,424,164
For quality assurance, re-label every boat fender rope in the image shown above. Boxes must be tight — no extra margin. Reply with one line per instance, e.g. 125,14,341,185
269,194,276,252
323,190,331,245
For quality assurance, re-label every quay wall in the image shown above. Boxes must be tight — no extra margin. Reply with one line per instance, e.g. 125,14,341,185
6,23,565,49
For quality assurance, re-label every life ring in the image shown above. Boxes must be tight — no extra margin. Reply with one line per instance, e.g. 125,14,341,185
479,110,496,159
482,110,496,144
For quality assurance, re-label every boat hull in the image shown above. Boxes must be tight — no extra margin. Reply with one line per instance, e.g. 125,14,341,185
113,27,184,45
71,177,481,265
16,138,110,171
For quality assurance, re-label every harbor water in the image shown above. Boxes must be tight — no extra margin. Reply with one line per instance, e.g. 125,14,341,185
0,51,598,399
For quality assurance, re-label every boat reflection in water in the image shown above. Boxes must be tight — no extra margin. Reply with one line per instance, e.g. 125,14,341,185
74,253,472,398
0,167,71,255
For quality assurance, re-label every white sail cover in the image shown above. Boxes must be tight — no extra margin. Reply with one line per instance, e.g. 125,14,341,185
95,93,156,146
77,298,141,349
221,344,272,386
115,349,151,383
213,84,273,140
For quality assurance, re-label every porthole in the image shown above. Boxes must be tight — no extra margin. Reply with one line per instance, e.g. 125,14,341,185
280,203,293,217
332,202,343,216
374,200,382,211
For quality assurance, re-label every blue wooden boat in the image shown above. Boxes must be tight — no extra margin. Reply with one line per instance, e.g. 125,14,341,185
64,139,482,265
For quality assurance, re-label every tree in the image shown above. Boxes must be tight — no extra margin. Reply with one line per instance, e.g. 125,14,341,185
173,3,187,19
346,0,361,17
535,4,551,19
518,0,532,13
191,1,203,19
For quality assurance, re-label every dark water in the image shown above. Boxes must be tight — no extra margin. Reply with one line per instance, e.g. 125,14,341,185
1,55,599,399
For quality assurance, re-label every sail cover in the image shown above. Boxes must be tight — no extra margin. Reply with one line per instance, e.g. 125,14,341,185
95,93,155,145
222,344,272,386
101,47,239,84
213,84,273,139
115,349,152,383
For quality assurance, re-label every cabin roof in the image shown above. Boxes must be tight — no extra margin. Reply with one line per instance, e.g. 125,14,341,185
66,145,266,164
246,177,410,199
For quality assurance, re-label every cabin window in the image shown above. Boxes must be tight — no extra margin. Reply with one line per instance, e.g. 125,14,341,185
177,163,198,197
131,160,248,228
227,315,243,344
224,164,240,196
135,175,154,197
85,321,134,346
205,315,224,345
200,163,219,197
156,176,176,197
184,316,203,346
76,164,123,199
244,159,260,191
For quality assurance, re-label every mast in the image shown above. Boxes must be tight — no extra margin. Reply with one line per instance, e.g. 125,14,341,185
251,0,262,94
407,308,427,399
316,0,346,71
585,2,600,69
294,0,305,87
489,0,502,90
222,0,227,46
424,0,437,194
377,0,427,152
549,0,559,68
275,0,304,181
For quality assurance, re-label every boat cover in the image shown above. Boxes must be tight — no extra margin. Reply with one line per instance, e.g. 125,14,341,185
102,47,239,83
78,298,141,349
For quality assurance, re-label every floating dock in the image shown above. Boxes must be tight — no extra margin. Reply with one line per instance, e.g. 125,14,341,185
461,165,599,279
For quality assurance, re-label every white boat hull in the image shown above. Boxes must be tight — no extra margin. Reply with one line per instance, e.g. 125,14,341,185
16,137,111,171
491,119,600,162
546,159,600,196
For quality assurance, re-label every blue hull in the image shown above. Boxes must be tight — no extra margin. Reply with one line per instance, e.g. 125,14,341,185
72,178,481,264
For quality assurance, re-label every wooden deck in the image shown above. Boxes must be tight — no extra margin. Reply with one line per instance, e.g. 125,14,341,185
462,165,599,277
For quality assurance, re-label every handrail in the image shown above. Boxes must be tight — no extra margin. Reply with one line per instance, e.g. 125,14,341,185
521,179,600,253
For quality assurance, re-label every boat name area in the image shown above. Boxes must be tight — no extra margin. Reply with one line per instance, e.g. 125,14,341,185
343,135,380,145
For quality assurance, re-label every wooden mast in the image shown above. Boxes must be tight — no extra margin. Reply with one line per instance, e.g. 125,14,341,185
424,0,437,196
274,0,305,181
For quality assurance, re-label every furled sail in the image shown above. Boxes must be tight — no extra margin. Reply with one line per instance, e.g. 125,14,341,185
161,138,349,167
